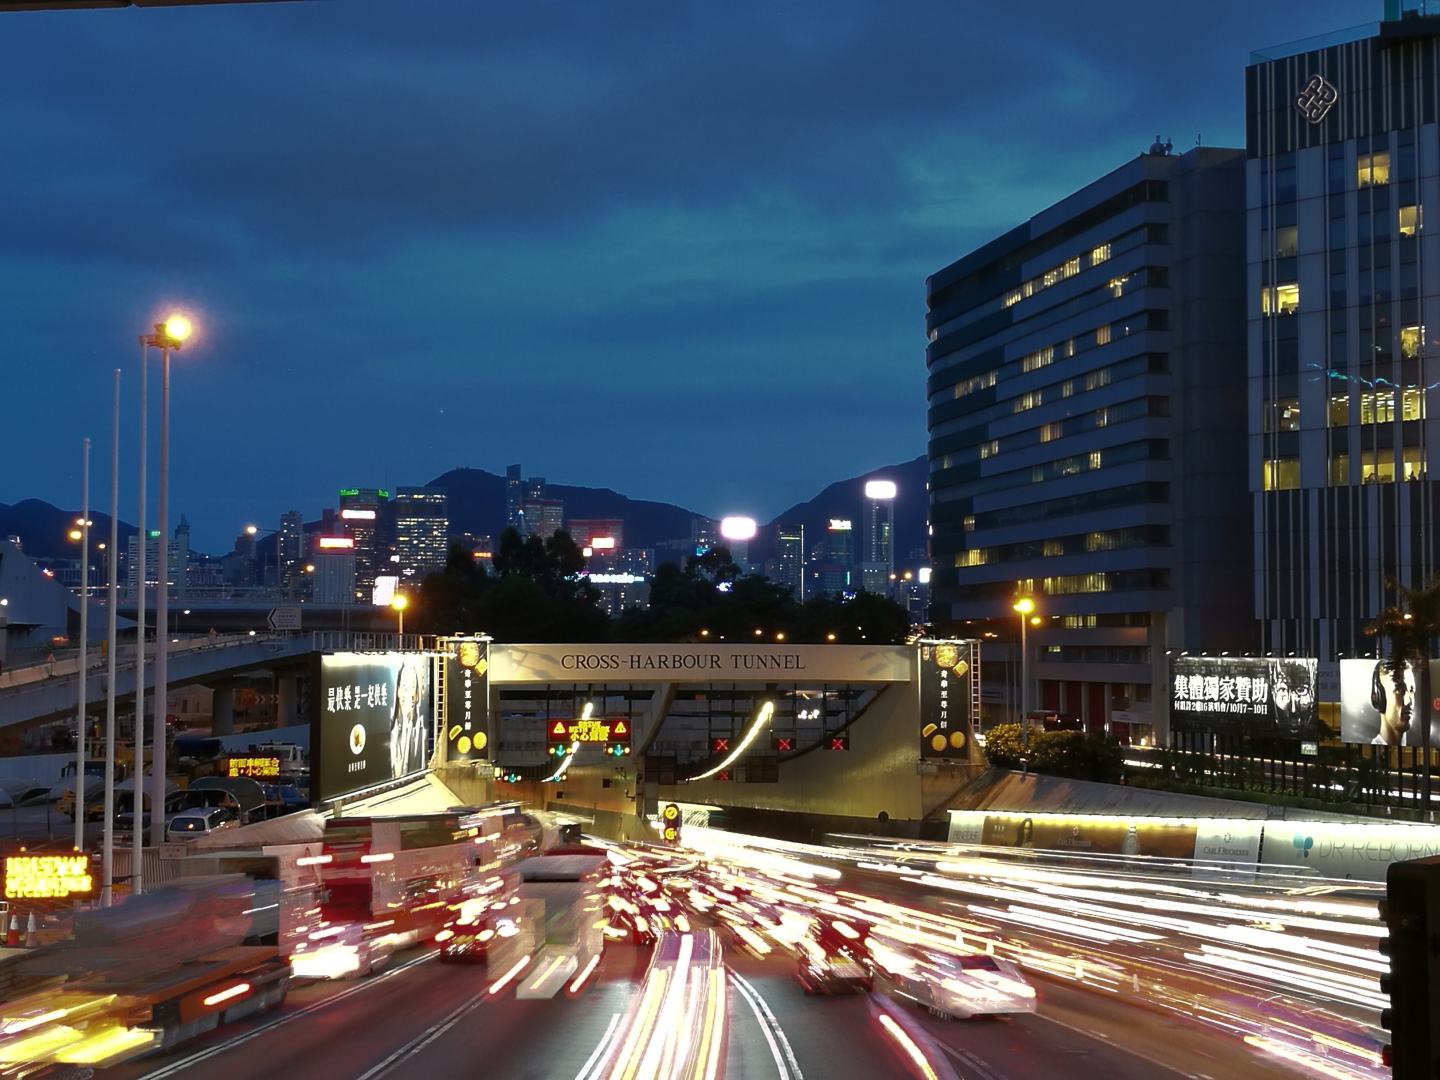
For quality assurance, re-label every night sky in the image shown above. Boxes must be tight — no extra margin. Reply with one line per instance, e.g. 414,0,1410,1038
1,0,1361,551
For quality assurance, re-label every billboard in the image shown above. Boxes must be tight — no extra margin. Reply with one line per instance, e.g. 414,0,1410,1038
443,637,490,763
918,639,977,758
315,652,433,802
1339,658,1440,747
1169,656,1317,736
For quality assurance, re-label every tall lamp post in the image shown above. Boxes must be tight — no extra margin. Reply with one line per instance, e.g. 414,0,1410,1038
102,369,120,905
73,441,91,853
1013,596,1038,748
142,313,193,842
391,593,408,639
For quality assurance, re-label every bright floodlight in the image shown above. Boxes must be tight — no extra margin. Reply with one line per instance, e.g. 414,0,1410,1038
391,594,409,612
245,524,258,536
864,479,898,500
1013,596,1036,615
164,314,193,342
719,516,757,542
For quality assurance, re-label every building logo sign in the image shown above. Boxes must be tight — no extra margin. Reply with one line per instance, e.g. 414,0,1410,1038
1295,74,1338,124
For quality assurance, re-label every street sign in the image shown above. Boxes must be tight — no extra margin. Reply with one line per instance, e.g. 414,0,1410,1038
267,606,302,631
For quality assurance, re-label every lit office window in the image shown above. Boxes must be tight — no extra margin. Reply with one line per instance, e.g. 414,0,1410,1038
1263,458,1300,491
1094,407,1109,428
1402,387,1425,421
1064,256,1081,278
1014,390,1044,413
1031,466,1046,483
1004,289,1022,308
1275,225,1298,258
1360,391,1396,424
1362,449,1396,484
963,515,976,532
1329,453,1349,486
1062,615,1098,629
1085,368,1111,392
1399,204,1423,236
1061,380,1075,398
979,439,1000,459
1096,324,1112,346
1088,451,1103,470
1039,422,1064,443
1400,325,1425,360
1328,393,1350,427
1403,447,1426,481
1357,151,1391,188
1264,398,1301,432
956,548,989,567
1261,283,1300,315
1022,345,1054,373
1043,573,1110,595
1063,338,1077,358
1091,243,1111,265
1108,275,1130,299
1042,539,1064,557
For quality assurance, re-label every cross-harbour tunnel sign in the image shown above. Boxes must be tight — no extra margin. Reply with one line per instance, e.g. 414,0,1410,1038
489,644,915,684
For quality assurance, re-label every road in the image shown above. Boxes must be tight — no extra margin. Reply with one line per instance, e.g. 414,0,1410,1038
100,937,1303,1080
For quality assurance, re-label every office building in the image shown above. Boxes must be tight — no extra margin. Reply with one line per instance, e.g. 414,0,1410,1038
811,519,854,597
1248,9,1440,658
124,525,190,600
775,526,805,599
925,144,1253,740
312,540,357,604
338,487,389,589
520,498,565,541
278,510,305,587
393,486,449,580
860,480,897,594
505,464,524,531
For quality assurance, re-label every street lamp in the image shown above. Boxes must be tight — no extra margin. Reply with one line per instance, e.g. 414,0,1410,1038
1013,596,1037,747
391,593,408,638
141,312,193,845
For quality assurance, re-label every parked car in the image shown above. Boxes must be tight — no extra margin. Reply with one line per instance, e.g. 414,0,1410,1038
166,806,239,842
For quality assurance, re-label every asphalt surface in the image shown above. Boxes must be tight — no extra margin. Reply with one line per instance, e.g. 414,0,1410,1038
96,935,1304,1080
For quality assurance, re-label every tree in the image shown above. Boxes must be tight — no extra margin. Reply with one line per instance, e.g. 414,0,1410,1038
1365,576,1440,802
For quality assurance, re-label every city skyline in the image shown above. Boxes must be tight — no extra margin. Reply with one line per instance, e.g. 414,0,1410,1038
0,0,1359,550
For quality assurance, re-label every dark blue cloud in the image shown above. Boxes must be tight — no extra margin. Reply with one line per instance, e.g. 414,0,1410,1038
0,0,1362,549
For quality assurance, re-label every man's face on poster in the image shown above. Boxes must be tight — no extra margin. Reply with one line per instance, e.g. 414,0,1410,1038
1383,663,1415,740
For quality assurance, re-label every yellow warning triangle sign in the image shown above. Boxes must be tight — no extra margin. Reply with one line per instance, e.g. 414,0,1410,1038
613,720,628,735
550,721,567,736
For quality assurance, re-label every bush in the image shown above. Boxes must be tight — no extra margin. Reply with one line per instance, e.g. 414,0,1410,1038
981,723,1124,784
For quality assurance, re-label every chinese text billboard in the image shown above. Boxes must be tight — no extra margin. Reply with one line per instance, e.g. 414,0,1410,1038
315,652,433,802
444,637,490,763
1339,658,1440,747
919,639,976,758
1169,656,1317,736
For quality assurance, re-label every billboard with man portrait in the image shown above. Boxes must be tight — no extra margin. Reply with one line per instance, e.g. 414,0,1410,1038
1339,658,1440,747
313,652,434,802
1169,656,1317,736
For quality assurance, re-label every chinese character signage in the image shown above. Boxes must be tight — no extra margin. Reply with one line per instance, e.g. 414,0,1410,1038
1169,656,1317,736
444,637,490,764
919,639,976,758
1339,658,1440,747
314,652,434,802
227,756,281,779
5,855,95,900
545,715,631,749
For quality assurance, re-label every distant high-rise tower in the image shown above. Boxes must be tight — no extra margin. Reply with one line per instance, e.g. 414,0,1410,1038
394,486,449,579
776,526,805,600
521,497,564,540
338,487,389,589
279,510,304,587
860,479,897,594
505,464,524,532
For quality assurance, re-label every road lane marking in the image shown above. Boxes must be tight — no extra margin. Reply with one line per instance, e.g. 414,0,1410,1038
1028,1012,1201,1079
933,1040,1004,1080
354,986,490,1080
138,950,437,1079
727,968,803,1080
573,1012,623,1080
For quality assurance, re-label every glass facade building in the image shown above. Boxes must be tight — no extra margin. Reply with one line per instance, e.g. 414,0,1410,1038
1248,16,1440,658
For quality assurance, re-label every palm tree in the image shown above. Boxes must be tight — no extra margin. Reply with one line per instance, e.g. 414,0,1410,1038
1364,576,1440,812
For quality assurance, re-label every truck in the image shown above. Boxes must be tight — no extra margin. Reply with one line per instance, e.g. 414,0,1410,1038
0,875,290,1070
